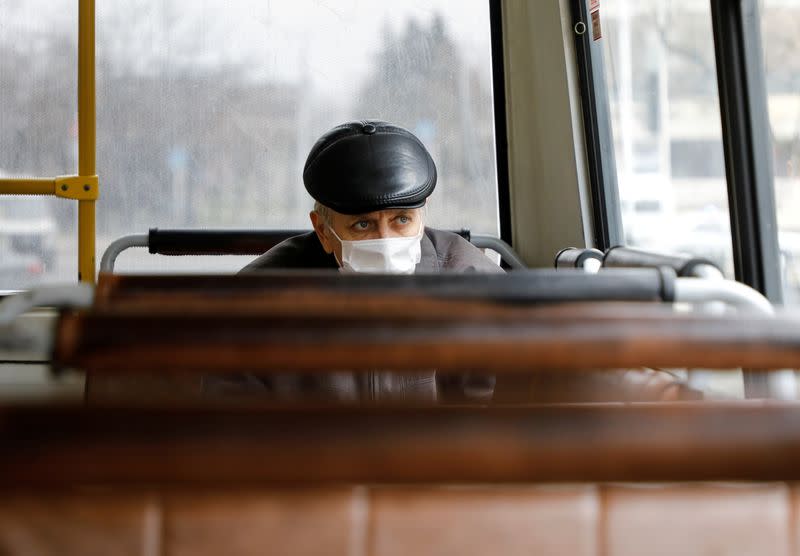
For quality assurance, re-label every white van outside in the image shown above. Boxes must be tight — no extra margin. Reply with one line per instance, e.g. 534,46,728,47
618,173,677,252
0,170,58,271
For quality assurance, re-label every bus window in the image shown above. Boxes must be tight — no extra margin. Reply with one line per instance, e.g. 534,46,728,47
599,1,734,277
94,0,499,274
761,1,800,305
0,195,58,289
0,2,78,288
0,1,499,281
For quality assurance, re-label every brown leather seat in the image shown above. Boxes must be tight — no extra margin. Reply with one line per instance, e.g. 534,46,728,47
0,484,789,555
491,368,702,404
84,367,701,405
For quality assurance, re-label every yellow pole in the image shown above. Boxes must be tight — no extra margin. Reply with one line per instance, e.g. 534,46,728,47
78,0,96,283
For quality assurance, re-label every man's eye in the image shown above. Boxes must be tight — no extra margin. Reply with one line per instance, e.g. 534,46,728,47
354,221,370,230
398,216,410,224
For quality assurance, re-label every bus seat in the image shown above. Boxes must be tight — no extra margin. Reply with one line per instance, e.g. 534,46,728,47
83,368,700,406
0,484,792,555
554,246,722,278
555,245,792,398
602,245,722,278
76,270,705,406
491,368,701,405
98,228,526,273
1,402,799,554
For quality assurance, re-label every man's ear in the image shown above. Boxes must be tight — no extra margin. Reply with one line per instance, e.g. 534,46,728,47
310,211,334,254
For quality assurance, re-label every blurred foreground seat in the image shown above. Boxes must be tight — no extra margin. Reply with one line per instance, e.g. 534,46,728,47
0,484,794,556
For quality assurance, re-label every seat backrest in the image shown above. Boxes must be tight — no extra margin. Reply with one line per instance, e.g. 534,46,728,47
0,483,793,556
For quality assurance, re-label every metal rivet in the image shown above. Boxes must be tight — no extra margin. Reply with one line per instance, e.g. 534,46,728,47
84,184,91,191
61,184,68,191
574,21,587,35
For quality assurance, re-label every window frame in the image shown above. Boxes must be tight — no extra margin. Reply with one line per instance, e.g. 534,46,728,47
489,0,514,245
568,0,624,250
710,0,783,303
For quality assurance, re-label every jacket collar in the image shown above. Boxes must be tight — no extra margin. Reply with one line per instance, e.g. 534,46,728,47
416,228,440,272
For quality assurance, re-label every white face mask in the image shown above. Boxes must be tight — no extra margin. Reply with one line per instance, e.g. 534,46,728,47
328,224,424,274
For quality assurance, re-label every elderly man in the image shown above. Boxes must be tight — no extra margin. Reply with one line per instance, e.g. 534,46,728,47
216,120,500,403
242,120,502,274
89,121,485,405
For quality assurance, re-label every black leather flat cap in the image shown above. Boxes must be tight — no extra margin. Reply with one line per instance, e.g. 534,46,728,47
303,120,437,215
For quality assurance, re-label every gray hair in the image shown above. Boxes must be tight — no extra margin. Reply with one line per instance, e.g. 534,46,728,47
313,201,332,224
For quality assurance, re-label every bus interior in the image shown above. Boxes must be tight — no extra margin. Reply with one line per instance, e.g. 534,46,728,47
2,0,800,554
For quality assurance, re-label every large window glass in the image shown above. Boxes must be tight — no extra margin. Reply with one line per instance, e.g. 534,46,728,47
99,0,499,273
761,0,800,304
599,0,741,397
601,0,735,277
0,1,77,289
0,0,499,280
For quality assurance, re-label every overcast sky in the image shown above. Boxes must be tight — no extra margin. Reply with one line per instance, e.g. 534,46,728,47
2,0,493,98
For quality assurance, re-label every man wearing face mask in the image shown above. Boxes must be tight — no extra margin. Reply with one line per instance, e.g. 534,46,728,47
241,120,503,274
214,121,500,403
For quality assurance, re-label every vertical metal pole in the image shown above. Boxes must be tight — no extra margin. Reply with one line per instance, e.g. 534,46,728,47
710,0,782,302
78,0,96,283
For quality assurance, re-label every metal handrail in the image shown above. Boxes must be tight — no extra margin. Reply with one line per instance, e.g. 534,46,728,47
471,235,526,269
99,231,528,273
0,284,94,326
99,234,149,273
